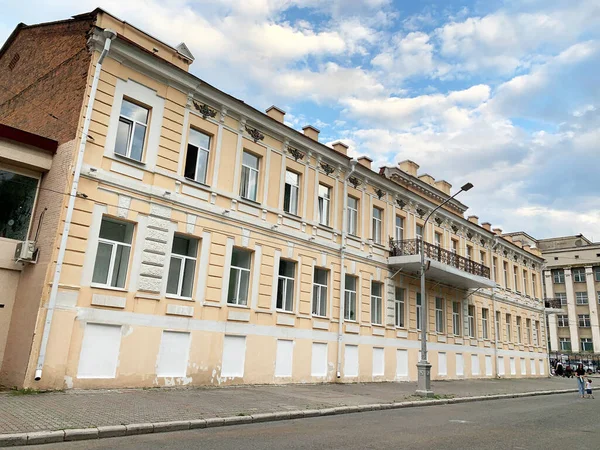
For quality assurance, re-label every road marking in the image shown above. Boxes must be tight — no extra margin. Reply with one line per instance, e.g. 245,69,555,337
448,420,473,424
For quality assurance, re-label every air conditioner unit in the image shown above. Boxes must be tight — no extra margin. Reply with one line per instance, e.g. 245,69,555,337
15,240,36,262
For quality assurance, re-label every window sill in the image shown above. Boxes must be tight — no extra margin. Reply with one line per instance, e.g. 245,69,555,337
317,223,334,232
372,242,386,249
372,323,384,327
182,177,211,190
227,303,250,309
90,284,128,293
276,309,295,315
345,318,358,323
238,197,261,207
282,211,302,221
112,153,146,167
312,314,328,319
166,294,194,302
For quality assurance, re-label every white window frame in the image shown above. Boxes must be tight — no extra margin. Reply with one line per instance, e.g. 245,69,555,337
575,292,588,305
482,308,489,340
240,151,259,201
312,268,328,317
492,257,498,282
344,275,357,321
92,217,133,289
505,314,512,342
522,270,528,296
553,269,565,284
495,311,501,340
557,315,569,327
581,338,594,352
283,170,300,215
531,274,537,298
371,282,383,325
513,266,519,292
516,316,522,344
535,321,540,345
466,246,473,261
503,262,509,288
395,216,404,242
557,292,567,306
395,287,405,328
452,301,461,336
166,235,198,299
347,196,358,236
467,305,476,338
434,232,442,247
276,260,295,312
435,297,444,333
525,318,531,344
318,184,331,226
416,224,423,241
184,128,211,184
559,337,571,351
573,267,586,282
578,314,591,327
115,98,149,161
228,249,252,306
0,165,41,241
372,207,383,244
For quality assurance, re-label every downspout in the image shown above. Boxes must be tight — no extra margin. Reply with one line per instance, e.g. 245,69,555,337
34,29,117,381
336,159,357,378
491,236,500,377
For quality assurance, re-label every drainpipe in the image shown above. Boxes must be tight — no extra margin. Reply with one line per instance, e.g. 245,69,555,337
336,160,357,379
34,29,117,381
491,236,500,377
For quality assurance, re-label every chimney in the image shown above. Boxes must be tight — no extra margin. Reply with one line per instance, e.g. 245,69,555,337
302,125,320,141
418,174,435,186
357,156,372,169
467,215,479,225
332,141,348,155
398,160,419,177
266,105,285,123
435,180,452,195
482,222,492,231
492,227,503,236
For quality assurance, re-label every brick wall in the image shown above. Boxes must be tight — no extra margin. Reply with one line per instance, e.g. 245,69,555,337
0,17,94,144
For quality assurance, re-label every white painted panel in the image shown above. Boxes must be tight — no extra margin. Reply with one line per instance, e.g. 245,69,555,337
497,356,505,376
222,335,246,377
520,358,526,375
311,342,328,377
510,357,516,375
539,359,545,375
438,352,447,376
530,359,536,375
275,340,294,378
373,347,385,377
344,345,359,377
456,354,464,376
396,349,409,378
471,354,480,376
156,331,190,377
485,355,493,376
77,323,121,379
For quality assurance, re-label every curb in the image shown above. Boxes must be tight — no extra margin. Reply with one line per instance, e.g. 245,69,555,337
0,388,578,447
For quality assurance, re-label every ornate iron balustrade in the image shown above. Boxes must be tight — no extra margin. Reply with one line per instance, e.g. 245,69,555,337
389,238,491,279
544,298,563,309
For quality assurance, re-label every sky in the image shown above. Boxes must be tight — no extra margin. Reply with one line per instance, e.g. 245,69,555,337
1,0,600,241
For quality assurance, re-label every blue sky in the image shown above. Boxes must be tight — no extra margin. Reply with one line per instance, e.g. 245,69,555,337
2,0,600,240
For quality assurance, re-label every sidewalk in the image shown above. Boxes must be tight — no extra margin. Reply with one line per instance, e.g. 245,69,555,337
0,377,575,437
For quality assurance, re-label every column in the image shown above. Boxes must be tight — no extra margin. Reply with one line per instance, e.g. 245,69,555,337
585,267,600,351
548,313,559,351
563,268,580,348
543,269,554,300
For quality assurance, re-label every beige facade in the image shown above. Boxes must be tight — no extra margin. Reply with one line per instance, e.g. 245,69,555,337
1,10,548,390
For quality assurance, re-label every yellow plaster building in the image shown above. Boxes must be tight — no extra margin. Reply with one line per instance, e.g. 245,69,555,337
0,9,548,390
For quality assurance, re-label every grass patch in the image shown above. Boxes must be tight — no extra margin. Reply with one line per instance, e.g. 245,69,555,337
10,388,42,396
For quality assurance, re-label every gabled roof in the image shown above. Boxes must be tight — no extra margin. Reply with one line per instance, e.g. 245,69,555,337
175,42,194,62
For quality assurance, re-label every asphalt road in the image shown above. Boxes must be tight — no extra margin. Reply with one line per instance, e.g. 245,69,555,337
20,393,599,450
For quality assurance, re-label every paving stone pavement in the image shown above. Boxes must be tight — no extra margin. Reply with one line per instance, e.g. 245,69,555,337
0,377,575,434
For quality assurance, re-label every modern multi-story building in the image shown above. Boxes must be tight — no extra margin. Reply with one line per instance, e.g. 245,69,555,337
0,8,548,390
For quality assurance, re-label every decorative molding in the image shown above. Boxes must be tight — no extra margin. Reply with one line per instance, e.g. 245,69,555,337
192,101,217,119
416,208,426,218
320,162,335,176
374,188,385,200
289,146,305,162
245,125,265,143
452,225,459,233
396,198,406,209
348,176,361,189
434,217,443,226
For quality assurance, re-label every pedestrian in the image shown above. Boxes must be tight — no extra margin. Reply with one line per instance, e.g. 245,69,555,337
576,364,586,398
556,363,564,377
585,378,594,399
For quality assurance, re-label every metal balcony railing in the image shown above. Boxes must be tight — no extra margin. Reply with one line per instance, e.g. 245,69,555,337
544,298,563,309
389,238,491,279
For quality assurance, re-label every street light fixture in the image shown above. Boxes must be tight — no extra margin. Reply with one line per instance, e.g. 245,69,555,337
416,182,473,397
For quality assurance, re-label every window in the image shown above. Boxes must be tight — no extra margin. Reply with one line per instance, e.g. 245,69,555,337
535,321,540,345
557,314,569,327
576,292,588,305
505,314,512,341
482,308,489,340
115,99,148,161
598,291,600,304
312,268,328,316
556,292,567,306
451,240,458,254
416,293,422,330
372,207,383,244
480,251,486,265
452,302,461,336
0,169,39,240
395,287,405,327
525,318,531,344
503,262,509,288
395,216,404,241
578,314,591,327
467,305,476,338
513,266,519,292
595,267,600,282
435,297,445,333
559,337,571,351
240,151,259,201
466,246,472,260
492,257,498,282
347,197,358,235
495,311,501,340
435,232,442,247
283,171,300,215
276,260,295,311
228,249,252,305
318,184,331,226
344,275,357,321
92,218,133,288
371,282,383,325
166,235,198,298
184,129,211,184
516,316,522,344
581,338,594,352
522,270,528,296
416,224,423,241
573,267,586,282
553,269,565,284
531,273,537,298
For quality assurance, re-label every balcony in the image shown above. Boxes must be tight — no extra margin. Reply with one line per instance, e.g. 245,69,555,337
544,298,564,313
389,239,494,290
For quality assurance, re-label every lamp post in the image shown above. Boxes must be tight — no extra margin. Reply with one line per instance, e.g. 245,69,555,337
416,182,473,397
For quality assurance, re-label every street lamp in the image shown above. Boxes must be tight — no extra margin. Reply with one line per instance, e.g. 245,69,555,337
416,182,473,397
